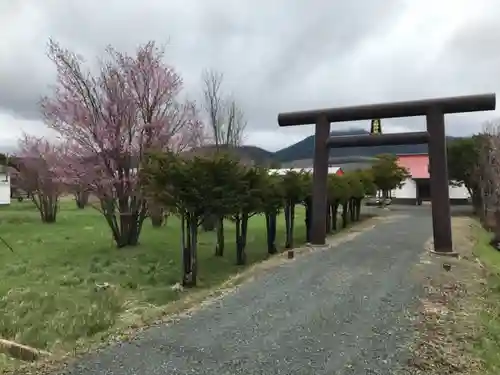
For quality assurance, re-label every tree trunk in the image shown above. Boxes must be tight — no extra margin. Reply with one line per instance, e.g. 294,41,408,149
493,209,500,240
214,216,225,256
479,183,488,224
181,214,191,286
189,217,198,285
123,211,141,246
101,198,147,248
150,206,165,227
471,189,482,216
349,199,356,222
378,190,386,207
235,213,249,265
284,202,291,248
201,214,216,232
284,201,295,249
74,191,89,209
304,197,312,242
342,202,348,228
242,213,249,252
265,211,277,254
331,203,339,231
355,198,362,221
181,214,198,287
33,194,58,223
325,202,332,234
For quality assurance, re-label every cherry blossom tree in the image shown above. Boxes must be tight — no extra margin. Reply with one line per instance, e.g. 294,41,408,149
12,135,67,223
41,40,204,248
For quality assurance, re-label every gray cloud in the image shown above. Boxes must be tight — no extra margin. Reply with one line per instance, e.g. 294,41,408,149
0,0,499,151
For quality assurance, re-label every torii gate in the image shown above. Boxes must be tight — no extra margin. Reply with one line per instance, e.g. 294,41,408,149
278,93,496,254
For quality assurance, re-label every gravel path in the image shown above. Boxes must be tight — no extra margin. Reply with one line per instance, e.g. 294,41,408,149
58,209,432,375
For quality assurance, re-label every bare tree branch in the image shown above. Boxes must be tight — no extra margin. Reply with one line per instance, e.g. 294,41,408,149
478,119,500,233
201,68,246,149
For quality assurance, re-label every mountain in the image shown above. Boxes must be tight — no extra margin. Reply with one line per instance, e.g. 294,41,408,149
190,129,459,166
272,129,458,163
0,129,456,168
189,144,276,166
233,145,276,165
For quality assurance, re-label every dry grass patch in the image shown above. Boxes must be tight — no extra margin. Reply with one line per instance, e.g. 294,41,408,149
405,216,497,375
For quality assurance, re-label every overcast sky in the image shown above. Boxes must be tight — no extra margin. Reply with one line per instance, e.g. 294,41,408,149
0,0,499,152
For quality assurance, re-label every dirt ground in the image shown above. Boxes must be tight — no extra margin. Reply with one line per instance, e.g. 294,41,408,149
404,216,494,375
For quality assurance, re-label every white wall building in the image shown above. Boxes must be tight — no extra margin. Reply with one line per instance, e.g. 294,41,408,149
390,154,470,204
270,155,470,205
0,166,11,205
268,167,344,176
390,178,470,201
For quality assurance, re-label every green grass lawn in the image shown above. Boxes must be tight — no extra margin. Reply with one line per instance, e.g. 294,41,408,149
473,224,500,274
472,221,500,374
0,199,310,357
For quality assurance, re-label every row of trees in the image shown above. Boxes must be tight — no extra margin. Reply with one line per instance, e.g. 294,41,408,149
3,140,408,289
141,151,407,286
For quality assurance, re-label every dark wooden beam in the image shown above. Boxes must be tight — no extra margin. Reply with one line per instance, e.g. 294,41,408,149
310,116,330,245
326,132,429,148
426,109,453,253
278,93,496,126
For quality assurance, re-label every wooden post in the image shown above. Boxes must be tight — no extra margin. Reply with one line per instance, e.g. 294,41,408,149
311,115,330,245
426,108,453,253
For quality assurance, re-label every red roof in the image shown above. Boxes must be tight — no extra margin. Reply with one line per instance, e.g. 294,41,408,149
397,154,429,179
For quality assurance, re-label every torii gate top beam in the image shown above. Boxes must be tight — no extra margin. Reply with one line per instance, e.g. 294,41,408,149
277,93,496,126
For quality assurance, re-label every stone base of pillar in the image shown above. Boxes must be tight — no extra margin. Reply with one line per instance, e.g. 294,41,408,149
429,249,459,258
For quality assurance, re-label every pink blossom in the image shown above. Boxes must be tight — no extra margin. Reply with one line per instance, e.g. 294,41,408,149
40,40,205,246
13,134,68,195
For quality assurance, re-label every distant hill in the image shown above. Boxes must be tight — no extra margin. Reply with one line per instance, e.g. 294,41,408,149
0,129,459,169
273,129,458,163
189,144,276,166
190,129,459,166
234,145,276,165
